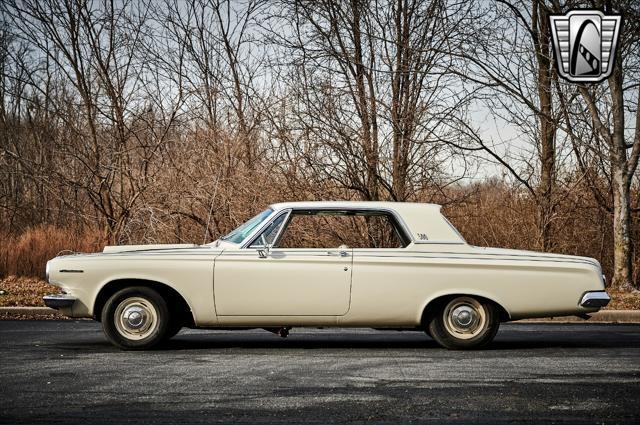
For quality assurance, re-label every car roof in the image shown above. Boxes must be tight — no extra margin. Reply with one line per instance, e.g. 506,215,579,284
269,201,442,211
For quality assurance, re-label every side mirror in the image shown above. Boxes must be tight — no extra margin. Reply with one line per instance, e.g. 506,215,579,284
257,234,271,258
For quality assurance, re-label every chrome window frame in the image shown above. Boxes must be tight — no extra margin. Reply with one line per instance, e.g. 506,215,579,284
242,209,292,249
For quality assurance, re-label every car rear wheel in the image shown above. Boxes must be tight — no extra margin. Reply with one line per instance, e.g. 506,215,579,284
101,286,170,350
427,296,500,350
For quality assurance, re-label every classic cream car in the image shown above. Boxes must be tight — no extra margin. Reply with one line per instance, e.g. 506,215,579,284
44,201,609,350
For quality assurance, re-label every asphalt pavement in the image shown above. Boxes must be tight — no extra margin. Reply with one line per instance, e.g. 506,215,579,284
1,321,639,424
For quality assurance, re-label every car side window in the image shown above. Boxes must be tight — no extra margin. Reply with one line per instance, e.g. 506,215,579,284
248,213,287,248
276,211,408,249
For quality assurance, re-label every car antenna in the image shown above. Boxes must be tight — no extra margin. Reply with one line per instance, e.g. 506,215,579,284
203,171,221,245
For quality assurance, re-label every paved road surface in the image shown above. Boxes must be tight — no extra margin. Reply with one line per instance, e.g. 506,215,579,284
1,321,639,424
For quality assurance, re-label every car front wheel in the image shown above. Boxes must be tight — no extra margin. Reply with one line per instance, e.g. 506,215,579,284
101,286,170,350
427,296,500,350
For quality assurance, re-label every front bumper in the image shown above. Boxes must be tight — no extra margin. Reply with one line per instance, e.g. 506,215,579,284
580,291,610,308
43,294,77,310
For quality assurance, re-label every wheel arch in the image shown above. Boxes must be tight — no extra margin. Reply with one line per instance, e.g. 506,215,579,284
94,278,195,327
419,292,511,326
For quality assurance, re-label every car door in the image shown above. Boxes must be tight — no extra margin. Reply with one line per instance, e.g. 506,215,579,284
213,210,352,316
214,248,352,316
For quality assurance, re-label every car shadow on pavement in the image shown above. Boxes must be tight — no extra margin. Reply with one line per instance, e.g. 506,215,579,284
150,331,640,351
48,328,640,352
158,334,439,351
52,336,640,352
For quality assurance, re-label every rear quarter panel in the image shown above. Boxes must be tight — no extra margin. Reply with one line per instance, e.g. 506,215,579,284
342,248,604,326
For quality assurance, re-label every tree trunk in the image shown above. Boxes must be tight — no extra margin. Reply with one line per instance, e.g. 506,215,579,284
609,63,634,290
532,0,556,252
351,0,379,201
611,164,633,290
391,0,405,201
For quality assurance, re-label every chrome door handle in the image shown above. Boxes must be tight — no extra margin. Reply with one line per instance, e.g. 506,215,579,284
327,250,348,257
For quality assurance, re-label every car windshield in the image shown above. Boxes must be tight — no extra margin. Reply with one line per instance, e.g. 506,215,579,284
220,208,273,244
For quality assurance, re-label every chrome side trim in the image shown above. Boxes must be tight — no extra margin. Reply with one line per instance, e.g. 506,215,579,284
43,294,77,310
579,291,610,308
413,241,467,245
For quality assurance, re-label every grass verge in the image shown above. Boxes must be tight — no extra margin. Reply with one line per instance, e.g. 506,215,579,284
0,276,61,307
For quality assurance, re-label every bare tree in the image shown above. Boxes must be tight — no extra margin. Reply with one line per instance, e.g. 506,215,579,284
2,0,183,243
448,0,563,252
267,0,473,202
160,0,266,168
558,0,640,290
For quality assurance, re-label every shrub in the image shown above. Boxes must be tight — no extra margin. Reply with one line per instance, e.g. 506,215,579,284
1,225,105,279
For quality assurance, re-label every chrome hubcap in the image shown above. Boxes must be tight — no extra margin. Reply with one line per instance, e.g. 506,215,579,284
443,297,486,340
114,297,158,340
123,307,146,329
451,306,477,329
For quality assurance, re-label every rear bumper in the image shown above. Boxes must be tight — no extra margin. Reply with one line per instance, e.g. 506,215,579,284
43,294,77,310
580,291,610,308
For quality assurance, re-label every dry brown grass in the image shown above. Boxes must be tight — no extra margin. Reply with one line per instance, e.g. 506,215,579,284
0,276,60,307
0,311,70,320
606,290,640,310
0,225,105,279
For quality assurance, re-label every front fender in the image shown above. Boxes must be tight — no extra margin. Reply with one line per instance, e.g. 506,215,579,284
47,255,217,326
